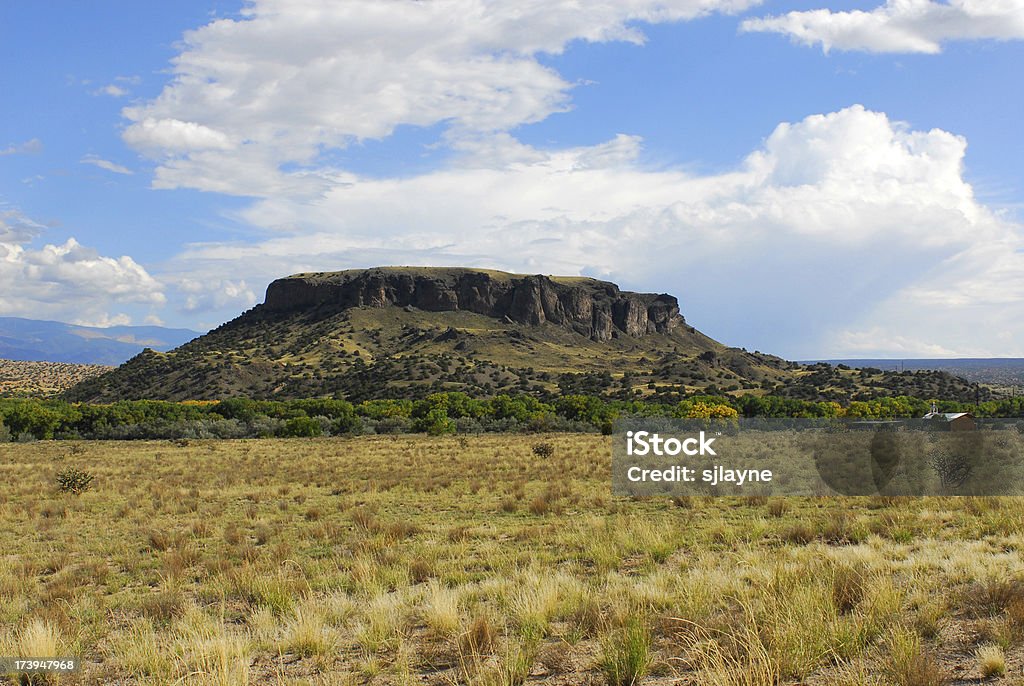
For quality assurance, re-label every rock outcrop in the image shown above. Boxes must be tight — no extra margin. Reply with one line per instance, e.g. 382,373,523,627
263,267,683,341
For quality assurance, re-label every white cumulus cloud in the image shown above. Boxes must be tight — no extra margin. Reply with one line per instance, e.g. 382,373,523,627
741,0,1024,54
122,0,761,196
0,207,166,325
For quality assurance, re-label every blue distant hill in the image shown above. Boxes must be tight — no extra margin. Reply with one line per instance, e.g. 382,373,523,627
0,317,203,366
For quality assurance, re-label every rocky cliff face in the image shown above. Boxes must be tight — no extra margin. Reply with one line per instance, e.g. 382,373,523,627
263,268,684,341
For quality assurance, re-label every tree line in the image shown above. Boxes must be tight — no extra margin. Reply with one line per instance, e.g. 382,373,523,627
1,392,1021,441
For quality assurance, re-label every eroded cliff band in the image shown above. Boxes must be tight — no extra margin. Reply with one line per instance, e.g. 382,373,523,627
264,267,683,342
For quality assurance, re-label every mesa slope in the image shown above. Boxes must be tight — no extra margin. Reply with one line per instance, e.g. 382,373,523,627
65,267,986,403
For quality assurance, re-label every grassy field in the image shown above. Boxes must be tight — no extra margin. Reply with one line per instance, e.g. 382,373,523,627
2,434,1023,685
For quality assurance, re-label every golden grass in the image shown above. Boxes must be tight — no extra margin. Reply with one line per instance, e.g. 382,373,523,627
977,643,1006,677
0,433,1022,684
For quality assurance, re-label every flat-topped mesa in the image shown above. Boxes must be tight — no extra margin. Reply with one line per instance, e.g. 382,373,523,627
263,267,684,341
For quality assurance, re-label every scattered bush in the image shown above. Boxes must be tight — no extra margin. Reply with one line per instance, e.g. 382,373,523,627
532,442,555,458
56,467,94,494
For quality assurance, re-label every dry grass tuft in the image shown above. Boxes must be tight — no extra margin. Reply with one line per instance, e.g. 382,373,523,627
781,521,815,545
459,614,499,657
599,616,652,686
16,617,63,658
830,563,866,614
423,582,461,638
964,576,1024,618
674,611,780,686
279,604,335,658
977,643,1006,677
885,628,947,686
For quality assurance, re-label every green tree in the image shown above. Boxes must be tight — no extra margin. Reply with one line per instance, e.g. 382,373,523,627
414,407,456,435
215,397,259,422
280,416,323,438
3,402,63,439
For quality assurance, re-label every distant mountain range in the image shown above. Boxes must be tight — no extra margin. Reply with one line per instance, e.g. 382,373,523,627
0,317,203,366
806,358,1024,387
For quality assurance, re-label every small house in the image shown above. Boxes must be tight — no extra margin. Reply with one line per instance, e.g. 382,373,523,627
922,408,975,432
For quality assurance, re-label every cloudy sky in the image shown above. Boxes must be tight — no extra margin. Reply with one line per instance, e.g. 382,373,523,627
2,0,1023,358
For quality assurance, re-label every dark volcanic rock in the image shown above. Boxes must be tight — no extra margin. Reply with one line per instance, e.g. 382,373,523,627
263,267,683,341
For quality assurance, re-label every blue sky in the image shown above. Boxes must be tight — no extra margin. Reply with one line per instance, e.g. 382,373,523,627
1,0,1023,358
